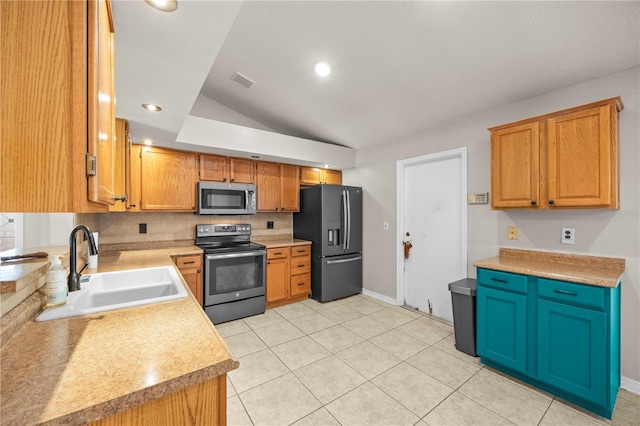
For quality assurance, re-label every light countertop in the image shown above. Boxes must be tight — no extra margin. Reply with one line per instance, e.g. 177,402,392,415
0,245,238,425
252,236,312,249
473,248,625,288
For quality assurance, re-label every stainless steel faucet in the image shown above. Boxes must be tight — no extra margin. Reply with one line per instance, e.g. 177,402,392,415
68,225,98,292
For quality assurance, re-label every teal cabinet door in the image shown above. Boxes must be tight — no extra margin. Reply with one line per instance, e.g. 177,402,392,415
537,299,607,404
477,286,527,373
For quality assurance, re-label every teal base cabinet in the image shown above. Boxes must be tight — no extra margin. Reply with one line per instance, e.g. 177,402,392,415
477,269,620,419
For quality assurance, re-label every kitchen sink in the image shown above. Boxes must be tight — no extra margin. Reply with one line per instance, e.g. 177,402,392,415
36,266,188,321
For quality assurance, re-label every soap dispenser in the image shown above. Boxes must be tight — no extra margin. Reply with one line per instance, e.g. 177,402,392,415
46,255,67,307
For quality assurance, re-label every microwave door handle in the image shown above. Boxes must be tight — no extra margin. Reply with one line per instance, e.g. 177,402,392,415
245,190,249,208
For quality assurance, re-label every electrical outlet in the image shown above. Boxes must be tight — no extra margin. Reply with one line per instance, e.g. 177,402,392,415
139,223,147,234
561,227,575,244
507,226,518,240
383,221,389,231
266,221,274,229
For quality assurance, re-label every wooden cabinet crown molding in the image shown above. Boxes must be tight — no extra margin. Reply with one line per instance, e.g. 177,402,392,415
490,97,622,210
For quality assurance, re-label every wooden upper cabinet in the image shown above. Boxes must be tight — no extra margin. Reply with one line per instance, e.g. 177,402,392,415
324,169,342,185
491,122,540,208
140,147,197,211
199,154,228,182
280,164,300,212
199,154,255,184
256,161,282,211
109,118,129,212
547,105,616,208
230,158,256,184
300,167,342,186
256,162,300,212
0,0,113,212
87,0,116,206
489,97,621,210
127,144,142,212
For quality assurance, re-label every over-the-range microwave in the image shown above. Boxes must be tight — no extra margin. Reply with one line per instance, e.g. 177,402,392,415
197,182,257,215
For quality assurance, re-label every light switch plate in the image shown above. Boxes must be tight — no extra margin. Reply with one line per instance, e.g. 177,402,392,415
383,221,389,231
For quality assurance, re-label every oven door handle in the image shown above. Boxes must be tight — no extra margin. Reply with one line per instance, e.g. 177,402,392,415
206,250,266,260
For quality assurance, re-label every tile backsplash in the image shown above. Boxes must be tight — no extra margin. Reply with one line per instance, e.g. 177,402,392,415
97,212,293,245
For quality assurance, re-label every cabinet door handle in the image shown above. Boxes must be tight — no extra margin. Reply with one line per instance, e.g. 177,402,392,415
531,200,537,206
197,269,201,273
554,289,578,296
490,278,508,284
548,200,555,205
223,177,227,182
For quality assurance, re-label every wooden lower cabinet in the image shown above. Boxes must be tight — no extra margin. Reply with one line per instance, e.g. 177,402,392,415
266,244,311,308
172,254,203,306
90,374,227,426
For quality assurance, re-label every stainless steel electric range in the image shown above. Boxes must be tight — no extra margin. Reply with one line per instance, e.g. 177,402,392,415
195,224,266,324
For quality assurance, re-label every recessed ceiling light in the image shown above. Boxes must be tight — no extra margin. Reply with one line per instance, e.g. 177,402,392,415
144,0,178,12
314,62,331,77
143,139,154,146
142,103,162,112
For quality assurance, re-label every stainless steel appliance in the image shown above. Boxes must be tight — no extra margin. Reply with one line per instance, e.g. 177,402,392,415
293,185,363,302
197,182,257,215
195,224,266,324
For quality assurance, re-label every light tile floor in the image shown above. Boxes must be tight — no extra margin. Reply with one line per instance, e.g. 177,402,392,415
218,294,640,426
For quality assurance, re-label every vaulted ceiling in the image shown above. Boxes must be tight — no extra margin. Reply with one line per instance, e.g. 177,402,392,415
113,1,639,154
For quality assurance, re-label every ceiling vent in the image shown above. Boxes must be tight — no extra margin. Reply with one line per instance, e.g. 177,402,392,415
231,71,255,89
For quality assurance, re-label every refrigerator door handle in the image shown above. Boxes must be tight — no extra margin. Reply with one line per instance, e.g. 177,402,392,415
326,256,362,265
346,189,351,250
342,189,348,250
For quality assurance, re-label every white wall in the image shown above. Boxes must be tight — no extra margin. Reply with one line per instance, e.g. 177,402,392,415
190,94,275,132
344,67,640,384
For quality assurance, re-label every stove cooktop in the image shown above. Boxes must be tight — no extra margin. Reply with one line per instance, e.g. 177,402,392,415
195,223,265,254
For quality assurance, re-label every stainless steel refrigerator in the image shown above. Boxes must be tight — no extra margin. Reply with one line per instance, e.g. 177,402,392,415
293,184,363,302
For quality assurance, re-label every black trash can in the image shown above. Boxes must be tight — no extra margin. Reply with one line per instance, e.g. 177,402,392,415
448,278,477,357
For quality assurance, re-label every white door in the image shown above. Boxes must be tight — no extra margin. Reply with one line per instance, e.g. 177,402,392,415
398,148,466,323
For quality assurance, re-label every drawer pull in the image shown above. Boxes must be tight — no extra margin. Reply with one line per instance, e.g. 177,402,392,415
298,264,305,268
183,261,195,265
554,289,578,296
491,278,508,283
297,282,305,286
274,252,282,255
297,249,305,253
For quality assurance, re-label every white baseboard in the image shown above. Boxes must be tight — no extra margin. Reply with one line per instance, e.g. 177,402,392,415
621,376,640,395
361,288,399,306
